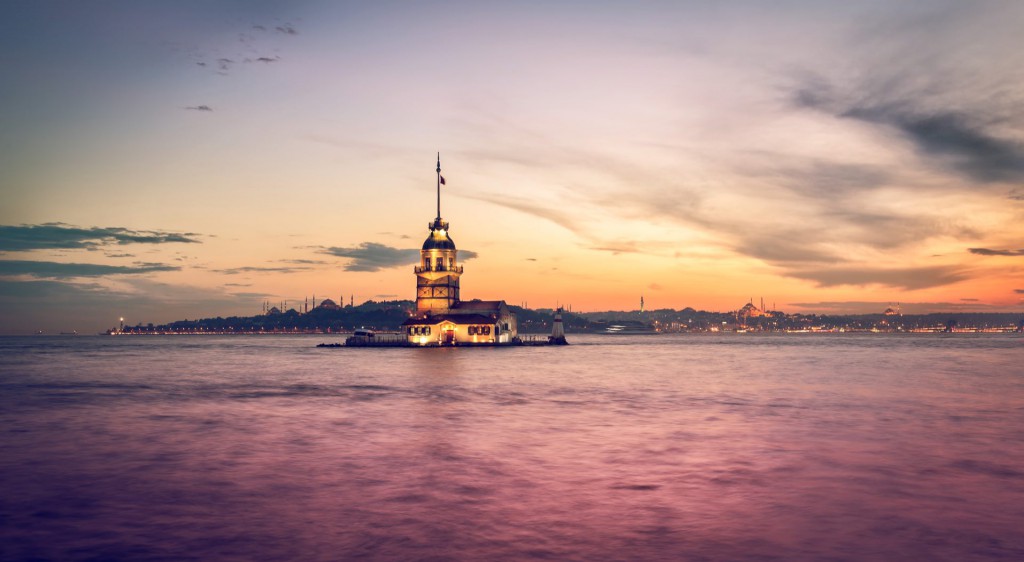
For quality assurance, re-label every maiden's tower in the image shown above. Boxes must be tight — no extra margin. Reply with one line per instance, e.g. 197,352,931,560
400,155,518,345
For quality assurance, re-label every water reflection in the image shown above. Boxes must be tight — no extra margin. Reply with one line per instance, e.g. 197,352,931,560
1,334,1023,560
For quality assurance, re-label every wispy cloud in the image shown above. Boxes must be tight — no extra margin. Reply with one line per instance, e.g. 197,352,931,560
786,265,970,291
186,105,213,111
0,224,200,251
463,193,584,236
189,20,298,77
0,260,180,279
215,266,311,275
842,107,1024,183
279,259,327,265
230,292,267,298
969,248,1024,257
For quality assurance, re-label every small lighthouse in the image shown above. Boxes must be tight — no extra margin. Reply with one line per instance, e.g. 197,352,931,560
549,307,568,345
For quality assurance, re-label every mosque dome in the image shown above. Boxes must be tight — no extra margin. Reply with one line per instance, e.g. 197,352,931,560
422,219,456,251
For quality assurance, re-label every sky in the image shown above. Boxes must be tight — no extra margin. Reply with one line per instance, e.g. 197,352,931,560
2,0,1024,334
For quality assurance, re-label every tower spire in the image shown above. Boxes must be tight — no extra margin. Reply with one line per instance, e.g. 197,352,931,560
436,152,442,220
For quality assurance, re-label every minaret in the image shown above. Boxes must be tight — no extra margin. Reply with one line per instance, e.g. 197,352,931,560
414,153,462,314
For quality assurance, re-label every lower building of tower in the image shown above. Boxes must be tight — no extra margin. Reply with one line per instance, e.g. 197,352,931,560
403,300,518,345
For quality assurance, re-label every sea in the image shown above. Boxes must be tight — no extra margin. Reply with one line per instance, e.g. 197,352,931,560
1,333,1022,561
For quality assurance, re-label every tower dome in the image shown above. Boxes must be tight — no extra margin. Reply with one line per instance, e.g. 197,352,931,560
422,218,456,250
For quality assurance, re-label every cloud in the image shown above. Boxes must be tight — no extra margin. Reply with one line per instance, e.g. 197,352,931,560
463,194,584,236
215,266,311,275
186,105,213,111
0,260,180,279
224,283,251,287
792,48,1024,185
843,107,1024,183
587,242,645,255
786,265,970,290
733,230,842,264
320,243,420,272
969,248,1024,256
319,243,478,272
1016,289,1024,294
747,159,894,200
279,259,326,265
0,224,201,251
276,24,298,35
254,56,279,63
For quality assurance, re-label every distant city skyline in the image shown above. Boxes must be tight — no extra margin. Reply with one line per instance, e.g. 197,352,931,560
2,1,1023,334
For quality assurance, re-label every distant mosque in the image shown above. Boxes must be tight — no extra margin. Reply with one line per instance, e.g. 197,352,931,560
400,155,518,345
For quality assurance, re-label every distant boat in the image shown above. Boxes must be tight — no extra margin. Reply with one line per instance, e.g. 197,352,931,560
600,321,656,334
60,331,78,335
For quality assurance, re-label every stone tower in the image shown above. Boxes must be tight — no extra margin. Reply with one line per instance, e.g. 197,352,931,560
414,155,462,313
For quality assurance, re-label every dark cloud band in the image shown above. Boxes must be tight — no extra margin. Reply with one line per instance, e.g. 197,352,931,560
0,260,180,279
320,243,477,272
969,248,1024,257
0,224,200,251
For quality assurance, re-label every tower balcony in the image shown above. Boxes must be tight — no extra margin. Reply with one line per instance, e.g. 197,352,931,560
415,265,463,274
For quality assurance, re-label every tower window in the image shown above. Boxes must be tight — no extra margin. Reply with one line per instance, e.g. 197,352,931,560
435,257,444,271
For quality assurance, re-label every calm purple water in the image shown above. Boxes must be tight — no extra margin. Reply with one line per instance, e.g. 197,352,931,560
1,334,1023,561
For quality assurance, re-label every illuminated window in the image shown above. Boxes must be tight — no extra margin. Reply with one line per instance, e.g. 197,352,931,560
435,257,444,271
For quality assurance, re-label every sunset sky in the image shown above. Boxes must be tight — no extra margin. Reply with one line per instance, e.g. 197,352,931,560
2,1,1024,334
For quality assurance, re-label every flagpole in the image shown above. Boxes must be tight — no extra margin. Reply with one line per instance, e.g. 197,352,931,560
436,153,441,220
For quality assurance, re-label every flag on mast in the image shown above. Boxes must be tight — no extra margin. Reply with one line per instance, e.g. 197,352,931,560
440,175,446,185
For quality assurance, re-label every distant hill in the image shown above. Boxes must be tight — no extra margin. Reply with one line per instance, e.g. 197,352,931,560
116,302,1024,334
